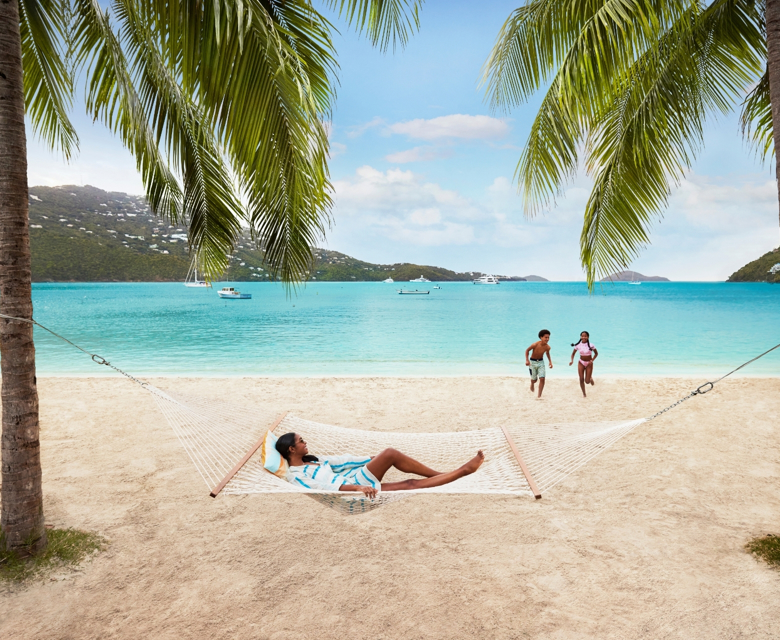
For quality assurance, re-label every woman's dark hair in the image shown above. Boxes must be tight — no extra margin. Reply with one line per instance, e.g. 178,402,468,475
275,432,318,463
571,331,593,349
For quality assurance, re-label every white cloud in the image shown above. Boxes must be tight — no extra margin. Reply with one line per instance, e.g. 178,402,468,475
385,146,451,163
346,116,385,138
409,208,442,225
328,141,347,159
332,166,480,247
671,173,777,232
388,114,509,140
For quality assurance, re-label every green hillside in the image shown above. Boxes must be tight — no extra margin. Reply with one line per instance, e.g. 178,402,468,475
28,185,532,282
727,247,780,283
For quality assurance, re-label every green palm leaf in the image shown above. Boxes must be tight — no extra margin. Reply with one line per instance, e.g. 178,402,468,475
581,0,764,284
740,70,772,162
20,0,78,158
71,0,183,222
485,0,765,286
325,0,423,51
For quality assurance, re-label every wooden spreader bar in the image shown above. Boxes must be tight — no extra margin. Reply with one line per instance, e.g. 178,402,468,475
500,425,542,499
210,411,289,498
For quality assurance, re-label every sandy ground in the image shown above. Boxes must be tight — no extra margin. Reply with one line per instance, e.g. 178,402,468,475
0,375,779,639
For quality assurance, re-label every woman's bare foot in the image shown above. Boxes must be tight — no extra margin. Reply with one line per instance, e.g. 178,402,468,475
461,450,485,475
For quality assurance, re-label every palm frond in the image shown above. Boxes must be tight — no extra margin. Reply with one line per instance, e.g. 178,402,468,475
113,0,245,278
740,70,773,162
71,0,182,222
324,0,423,51
580,0,764,285
110,0,335,283
515,75,583,216
482,0,691,114
493,0,693,215
198,0,336,283
20,0,77,158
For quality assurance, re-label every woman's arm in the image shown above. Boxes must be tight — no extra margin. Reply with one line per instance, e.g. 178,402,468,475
339,484,378,498
569,348,577,365
592,348,598,360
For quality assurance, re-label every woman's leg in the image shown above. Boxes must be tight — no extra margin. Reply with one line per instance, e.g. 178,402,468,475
380,451,485,491
366,448,442,481
585,362,594,385
578,362,587,397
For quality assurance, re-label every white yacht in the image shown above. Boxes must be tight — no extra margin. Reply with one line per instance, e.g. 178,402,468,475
218,287,252,299
410,275,431,283
383,277,394,283
473,275,500,285
184,263,211,288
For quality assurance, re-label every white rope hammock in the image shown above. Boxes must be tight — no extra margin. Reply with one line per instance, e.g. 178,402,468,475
148,384,646,514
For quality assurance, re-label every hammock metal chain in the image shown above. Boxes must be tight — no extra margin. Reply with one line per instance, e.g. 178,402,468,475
647,341,780,421
0,312,147,388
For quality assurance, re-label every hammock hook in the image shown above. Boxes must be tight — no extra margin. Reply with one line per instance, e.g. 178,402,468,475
694,381,714,395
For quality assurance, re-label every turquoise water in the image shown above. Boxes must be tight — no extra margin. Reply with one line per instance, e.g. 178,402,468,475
29,281,780,377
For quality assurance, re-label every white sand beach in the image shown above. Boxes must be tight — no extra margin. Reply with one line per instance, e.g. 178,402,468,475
1,375,779,639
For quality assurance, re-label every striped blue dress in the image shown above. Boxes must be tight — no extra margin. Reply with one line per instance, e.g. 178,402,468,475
286,455,380,492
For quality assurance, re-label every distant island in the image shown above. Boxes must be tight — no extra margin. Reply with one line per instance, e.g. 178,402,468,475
600,270,670,282
727,247,780,283
28,185,546,283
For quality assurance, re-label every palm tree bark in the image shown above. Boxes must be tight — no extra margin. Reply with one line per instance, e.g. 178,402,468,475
0,0,46,554
768,0,780,232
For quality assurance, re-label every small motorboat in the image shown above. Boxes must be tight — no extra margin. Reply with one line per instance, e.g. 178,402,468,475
409,275,431,283
397,289,429,295
218,287,252,299
473,275,500,285
432,285,442,290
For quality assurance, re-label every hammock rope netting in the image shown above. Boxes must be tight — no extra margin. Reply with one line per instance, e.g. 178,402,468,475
150,384,646,514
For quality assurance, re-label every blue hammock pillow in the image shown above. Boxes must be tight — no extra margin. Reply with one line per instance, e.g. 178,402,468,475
260,430,287,478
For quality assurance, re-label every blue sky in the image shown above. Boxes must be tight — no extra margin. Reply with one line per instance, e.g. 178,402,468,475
27,1,780,280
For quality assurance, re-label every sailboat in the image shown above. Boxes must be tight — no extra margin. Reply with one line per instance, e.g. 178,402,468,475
628,271,641,285
184,261,211,288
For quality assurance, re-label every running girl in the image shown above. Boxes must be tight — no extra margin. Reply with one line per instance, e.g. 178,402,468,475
569,331,598,397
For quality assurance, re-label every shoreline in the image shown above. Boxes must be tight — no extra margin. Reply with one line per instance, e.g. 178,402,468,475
35,372,780,379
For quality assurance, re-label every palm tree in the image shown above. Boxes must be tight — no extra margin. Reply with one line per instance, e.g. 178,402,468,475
483,0,772,286
0,0,422,555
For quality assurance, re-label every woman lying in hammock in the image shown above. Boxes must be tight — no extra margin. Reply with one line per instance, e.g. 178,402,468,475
275,432,485,498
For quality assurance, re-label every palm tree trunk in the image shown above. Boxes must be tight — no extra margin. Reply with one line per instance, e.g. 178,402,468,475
0,0,46,554
768,0,780,234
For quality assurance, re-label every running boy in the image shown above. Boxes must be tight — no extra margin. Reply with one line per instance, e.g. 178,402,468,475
525,330,553,398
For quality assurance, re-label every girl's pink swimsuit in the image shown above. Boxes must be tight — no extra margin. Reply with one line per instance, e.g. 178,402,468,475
575,342,595,367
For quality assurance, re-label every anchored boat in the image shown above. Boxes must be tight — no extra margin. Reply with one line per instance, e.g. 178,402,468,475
184,262,211,288
409,275,431,283
397,289,429,295
472,275,500,285
218,287,252,299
